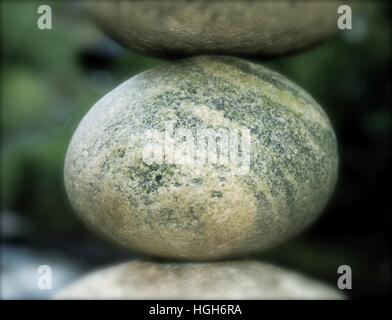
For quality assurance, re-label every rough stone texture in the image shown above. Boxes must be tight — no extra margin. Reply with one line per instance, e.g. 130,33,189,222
64,56,338,260
87,0,341,59
56,260,344,299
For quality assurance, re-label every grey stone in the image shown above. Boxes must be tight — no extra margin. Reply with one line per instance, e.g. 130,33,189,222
87,0,342,59
56,260,344,299
64,56,338,260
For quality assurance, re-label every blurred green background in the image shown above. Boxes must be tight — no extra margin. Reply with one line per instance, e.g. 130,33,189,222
1,0,390,298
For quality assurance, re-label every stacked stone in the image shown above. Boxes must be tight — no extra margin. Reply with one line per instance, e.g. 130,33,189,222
58,1,343,299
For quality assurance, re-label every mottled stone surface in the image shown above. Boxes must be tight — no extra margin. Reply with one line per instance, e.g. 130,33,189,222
87,0,341,59
64,56,338,260
56,260,344,299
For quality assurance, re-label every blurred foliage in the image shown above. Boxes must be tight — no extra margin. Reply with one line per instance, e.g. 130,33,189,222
1,0,390,298
1,0,162,232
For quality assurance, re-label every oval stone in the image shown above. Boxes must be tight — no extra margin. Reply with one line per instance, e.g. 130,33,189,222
87,0,341,59
56,260,344,299
64,56,338,260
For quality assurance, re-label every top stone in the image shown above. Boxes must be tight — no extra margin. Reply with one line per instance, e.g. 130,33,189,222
87,0,341,59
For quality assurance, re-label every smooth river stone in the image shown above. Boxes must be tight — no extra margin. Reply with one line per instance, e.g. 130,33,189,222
87,0,341,59
56,260,344,299
64,56,338,260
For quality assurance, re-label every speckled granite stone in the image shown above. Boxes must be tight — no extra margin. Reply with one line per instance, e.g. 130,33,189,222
56,260,344,299
64,56,338,260
87,0,341,59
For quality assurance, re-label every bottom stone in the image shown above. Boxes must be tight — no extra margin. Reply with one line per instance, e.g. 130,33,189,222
55,260,344,300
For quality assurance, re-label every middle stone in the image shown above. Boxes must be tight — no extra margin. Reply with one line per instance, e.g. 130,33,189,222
64,56,338,260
